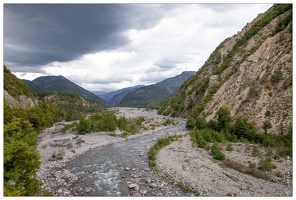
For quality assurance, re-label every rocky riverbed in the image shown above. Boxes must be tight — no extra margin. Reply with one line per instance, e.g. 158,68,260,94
36,107,188,196
36,107,292,196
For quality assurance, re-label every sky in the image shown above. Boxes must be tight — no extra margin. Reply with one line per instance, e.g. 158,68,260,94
3,3,273,92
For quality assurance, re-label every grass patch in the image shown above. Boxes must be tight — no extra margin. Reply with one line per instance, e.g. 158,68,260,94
41,144,47,149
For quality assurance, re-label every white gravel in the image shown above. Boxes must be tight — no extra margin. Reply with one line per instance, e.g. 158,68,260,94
156,134,292,196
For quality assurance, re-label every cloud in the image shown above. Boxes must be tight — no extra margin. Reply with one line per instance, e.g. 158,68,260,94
4,4,167,69
4,4,273,92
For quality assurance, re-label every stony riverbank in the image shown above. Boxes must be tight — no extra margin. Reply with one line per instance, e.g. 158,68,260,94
156,134,293,196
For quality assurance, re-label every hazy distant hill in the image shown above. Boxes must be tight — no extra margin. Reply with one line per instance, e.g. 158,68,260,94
118,71,195,107
109,86,144,106
94,85,144,105
22,75,108,107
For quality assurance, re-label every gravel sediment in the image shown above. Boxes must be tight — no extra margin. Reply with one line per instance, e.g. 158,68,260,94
36,107,292,196
156,134,293,196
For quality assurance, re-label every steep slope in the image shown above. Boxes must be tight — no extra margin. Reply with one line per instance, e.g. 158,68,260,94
4,66,38,108
23,75,108,107
119,71,195,107
159,4,292,134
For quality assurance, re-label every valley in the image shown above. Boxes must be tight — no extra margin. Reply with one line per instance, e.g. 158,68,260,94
36,108,292,196
3,4,292,197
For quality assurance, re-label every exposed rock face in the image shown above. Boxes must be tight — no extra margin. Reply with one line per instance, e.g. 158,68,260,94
4,89,38,108
160,5,292,134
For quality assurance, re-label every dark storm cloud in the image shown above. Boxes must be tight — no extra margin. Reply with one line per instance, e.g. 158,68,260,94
4,4,167,71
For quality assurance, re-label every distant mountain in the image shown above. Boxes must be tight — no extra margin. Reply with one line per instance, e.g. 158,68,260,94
22,75,108,107
109,86,144,106
92,91,108,96
94,85,144,105
118,71,195,107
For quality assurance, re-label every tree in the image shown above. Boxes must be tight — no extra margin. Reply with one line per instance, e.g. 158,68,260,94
186,117,195,130
195,116,207,129
217,106,232,131
4,118,41,196
77,117,91,134
263,120,272,134
117,116,127,131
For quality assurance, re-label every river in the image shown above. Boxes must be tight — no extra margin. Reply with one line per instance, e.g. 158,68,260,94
65,118,190,196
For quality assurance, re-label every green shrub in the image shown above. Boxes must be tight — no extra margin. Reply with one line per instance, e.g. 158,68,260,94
258,158,276,171
211,143,226,160
177,181,193,193
197,135,208,148
195,116,208,129
186,117,195,130
117,116,127,131
226,143,233,151
252,146,262,157
217,106,232,131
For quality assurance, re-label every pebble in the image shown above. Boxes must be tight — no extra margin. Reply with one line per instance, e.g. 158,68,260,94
129,183,137,189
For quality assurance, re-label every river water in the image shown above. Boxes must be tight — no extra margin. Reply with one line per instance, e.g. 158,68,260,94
66,119,188,196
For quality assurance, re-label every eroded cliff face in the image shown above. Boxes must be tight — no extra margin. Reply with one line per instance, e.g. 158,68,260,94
4,90,38,108
160,5,292,134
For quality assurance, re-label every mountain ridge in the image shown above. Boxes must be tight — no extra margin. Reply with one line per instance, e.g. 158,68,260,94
158,4,292,134
118,71,195,107
22,75,108,107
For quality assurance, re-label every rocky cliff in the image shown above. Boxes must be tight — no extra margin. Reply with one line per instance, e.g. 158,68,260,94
4,66,38,108
159,4,292,134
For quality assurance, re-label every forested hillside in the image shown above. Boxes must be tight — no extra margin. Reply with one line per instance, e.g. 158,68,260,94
159,4,292,135
3,66,105,195
23,75,108,106
119,71,195,108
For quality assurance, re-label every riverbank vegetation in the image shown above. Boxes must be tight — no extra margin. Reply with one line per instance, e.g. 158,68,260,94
187,106,292,181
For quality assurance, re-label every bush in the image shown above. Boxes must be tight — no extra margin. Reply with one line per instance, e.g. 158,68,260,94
197,135,208,148
217,106,232,131
4,118,41,196
252,146,262,157
211,143,226,160
226,143,233,151
117,116,127,131
186,117,195,130
195,116,207,129
177,181,193,193
258,158,276,171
